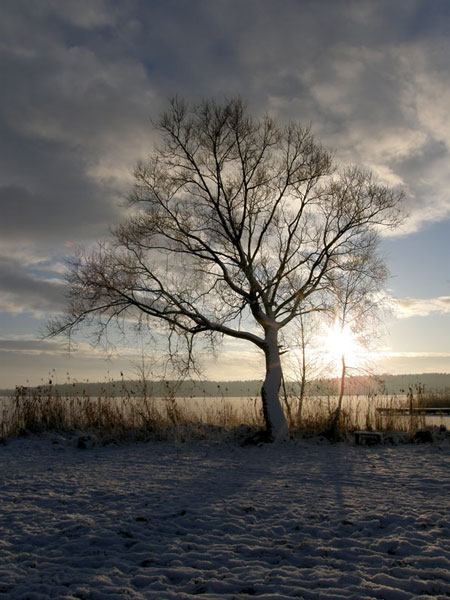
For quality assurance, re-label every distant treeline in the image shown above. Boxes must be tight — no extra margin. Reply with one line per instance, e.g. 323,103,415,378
3,379,264,399
2,372,450,398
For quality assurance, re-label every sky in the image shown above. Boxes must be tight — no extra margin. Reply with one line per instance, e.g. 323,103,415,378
1,0,450,388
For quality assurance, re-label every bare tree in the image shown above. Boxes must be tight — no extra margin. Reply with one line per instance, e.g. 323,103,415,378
292,311,326,428
48,98,403,441
324,250,388,440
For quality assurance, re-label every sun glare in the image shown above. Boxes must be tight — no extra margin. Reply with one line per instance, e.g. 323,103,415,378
322,322,365,373
286,320,378,379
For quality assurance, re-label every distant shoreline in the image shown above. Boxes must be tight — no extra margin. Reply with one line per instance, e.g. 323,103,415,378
1,372,450,398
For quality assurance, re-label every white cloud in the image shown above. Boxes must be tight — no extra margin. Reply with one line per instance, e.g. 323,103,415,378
392,296,450,319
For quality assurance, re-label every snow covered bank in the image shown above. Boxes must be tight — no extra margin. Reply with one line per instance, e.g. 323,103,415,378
1,437,450,599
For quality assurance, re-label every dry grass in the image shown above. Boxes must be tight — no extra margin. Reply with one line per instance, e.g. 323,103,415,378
284,392,429,435
0,385,265,443
1,381,447,443
418,388,450,408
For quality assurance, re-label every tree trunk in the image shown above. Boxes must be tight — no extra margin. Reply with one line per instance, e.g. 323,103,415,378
326,353,346,441
336,353,346,423
281,372,294,428
261,327,290,442
296,334,307,428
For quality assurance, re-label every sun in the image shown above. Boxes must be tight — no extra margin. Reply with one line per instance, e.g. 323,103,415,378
325,322,357,359
286,319,379,379
321,321,364,372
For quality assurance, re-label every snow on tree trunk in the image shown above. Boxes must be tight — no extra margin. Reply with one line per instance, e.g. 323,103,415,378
261,327,290,442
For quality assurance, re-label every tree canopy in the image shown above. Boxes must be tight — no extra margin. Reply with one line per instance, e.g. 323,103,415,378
49,98,404,441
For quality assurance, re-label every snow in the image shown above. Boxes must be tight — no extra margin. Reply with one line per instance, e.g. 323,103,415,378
1,436,450,599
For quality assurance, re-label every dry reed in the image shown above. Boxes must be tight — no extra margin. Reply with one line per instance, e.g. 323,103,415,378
1,381,447,443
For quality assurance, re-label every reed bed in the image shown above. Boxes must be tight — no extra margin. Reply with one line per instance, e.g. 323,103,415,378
284,392,427,434
0,385,265,442
1,381,446,442
418,388,450,408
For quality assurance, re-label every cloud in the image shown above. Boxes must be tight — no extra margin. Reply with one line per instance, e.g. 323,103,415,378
2,0,450,257
0,182,117,245
392,296,450,319
0,334,157,369
0,2,159,253
0,335,136,388
0,336,131,358
1,0,450,386
375,350,450,375
0,256,66,316
258,20,450,235
0,337,69,356
41,0,120,29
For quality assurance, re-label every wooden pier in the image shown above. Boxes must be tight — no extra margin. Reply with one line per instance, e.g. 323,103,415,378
376,407,450,416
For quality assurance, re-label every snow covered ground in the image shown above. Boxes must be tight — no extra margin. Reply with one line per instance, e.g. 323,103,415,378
1,435,450,599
